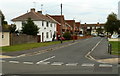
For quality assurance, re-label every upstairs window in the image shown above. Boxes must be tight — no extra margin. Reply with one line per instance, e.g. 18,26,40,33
50,23,52,27
2,34,4,39
42,21,44,26
46,22,49,27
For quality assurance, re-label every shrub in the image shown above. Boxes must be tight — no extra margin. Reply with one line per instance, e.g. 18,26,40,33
63,32,71,40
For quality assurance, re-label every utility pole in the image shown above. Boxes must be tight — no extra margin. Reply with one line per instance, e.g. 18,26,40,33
60,3,63,43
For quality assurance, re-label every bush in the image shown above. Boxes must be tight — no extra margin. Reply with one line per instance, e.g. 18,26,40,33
63,32,71,40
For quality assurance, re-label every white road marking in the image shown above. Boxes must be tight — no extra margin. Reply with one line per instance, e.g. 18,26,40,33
23,62,34,64
66,63,78,66
85,38,103,61
9,61,19,63
99,64,112,67
81,63,94,67
36,62,50,64
36,56,55,64
51,62,64,66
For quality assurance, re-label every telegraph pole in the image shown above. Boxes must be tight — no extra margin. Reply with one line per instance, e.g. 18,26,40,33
60,3,63,43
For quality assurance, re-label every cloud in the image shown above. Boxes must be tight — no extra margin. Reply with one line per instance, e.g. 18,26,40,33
0,0,119,24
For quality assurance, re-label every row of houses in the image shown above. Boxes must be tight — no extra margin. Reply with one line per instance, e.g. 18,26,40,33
0,8,105,46
11,8,82,42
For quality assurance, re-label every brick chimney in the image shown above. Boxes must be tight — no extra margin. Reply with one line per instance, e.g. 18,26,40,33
30,8,35,12
37,11,42,14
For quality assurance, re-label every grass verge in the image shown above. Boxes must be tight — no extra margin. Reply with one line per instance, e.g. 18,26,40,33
2,40,71,53
109,41,120,55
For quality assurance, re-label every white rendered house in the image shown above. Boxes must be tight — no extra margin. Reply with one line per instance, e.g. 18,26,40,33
12,8,57,42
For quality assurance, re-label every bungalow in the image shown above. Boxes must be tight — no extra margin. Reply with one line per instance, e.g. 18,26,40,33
12,8,57,42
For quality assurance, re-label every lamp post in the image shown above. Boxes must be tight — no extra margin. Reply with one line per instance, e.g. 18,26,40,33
60,3,63,43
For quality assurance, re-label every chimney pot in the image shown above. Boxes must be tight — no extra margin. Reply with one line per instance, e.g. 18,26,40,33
38,11,42,14
30,8,35,12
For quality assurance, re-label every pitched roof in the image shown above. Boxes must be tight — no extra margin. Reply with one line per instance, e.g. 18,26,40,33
49,15,65,25
65,20,75,27
81,23,105,27
75,22,81,28
46,15,61,25
12,8,55,23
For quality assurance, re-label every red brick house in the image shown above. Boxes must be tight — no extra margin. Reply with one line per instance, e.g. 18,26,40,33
75,22,81,34
81,23,105,35
65,20,75,34
48,15,67,39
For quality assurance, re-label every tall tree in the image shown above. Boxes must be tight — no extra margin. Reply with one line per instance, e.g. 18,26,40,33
21,18,39,35
105,13,120,34
9,24,16,33
0,10,8,26
96,28,103,35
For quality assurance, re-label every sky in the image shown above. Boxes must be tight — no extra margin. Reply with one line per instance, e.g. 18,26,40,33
0,0,120,24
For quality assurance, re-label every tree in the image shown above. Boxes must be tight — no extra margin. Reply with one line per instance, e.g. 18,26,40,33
21,18,39,35
0,10,8,26
63,32,71,40
9,24,16,33
96,28,103,35
0,10,8,29
105,13,120,34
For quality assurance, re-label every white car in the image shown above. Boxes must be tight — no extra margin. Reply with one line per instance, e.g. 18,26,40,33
79,34,84,37
111,34,118,38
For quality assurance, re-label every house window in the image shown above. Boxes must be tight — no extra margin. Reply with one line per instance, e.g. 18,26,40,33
22,21,26,25
42,21,44,26
46,32,49,38
2,34,4,38
50,23,52,27
46,22,49,27
51,32,52,38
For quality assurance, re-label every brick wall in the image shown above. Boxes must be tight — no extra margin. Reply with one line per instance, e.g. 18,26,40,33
10,34,39,45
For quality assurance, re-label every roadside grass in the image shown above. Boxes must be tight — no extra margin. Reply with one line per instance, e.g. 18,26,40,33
2,40,71,53
109,41,120,55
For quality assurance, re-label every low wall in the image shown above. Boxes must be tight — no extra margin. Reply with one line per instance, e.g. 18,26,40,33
108,38,120,41
10,34,38,45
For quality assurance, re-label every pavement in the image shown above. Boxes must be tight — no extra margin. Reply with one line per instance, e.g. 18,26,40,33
0,37,119,64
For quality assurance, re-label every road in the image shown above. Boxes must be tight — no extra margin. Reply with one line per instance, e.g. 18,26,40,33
1,37,119,75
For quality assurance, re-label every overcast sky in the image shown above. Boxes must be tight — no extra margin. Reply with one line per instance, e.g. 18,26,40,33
0,0,119,24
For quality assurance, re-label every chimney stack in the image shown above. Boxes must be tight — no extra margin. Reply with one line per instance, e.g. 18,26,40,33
37,11,42,14
30,8,35,12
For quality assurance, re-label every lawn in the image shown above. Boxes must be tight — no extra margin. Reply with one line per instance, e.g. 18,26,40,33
109,41,120,55
2,40,70,53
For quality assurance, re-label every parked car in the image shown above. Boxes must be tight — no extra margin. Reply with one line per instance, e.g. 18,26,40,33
79,34,84,37
99,33,104,37
92,33,97,37
118,35,120,38
111,34,118,38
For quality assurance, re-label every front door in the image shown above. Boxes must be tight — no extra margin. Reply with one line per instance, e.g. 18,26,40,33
37,35,41,43
42,32,44,42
